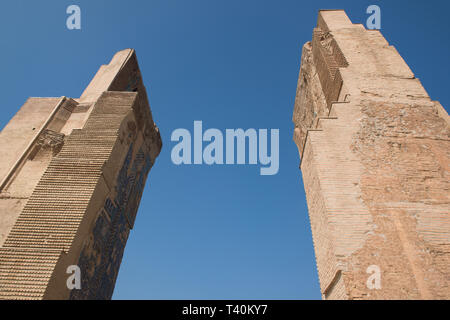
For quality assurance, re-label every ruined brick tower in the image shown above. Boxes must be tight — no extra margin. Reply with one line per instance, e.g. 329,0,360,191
293,11,449,299
0,49,162,299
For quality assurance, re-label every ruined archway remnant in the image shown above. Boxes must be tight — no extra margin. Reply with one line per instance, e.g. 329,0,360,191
0,49,162,299
292,10,449,299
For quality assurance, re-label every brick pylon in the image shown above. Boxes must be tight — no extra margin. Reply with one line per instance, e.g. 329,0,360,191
0,49,162,299
292,10,449,299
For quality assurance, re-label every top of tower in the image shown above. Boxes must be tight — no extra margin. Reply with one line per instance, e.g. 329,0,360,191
317,10,352,32
79,48,138,103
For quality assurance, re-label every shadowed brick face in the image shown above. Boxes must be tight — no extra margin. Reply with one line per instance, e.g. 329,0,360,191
0,49,162,299
293,10,449,299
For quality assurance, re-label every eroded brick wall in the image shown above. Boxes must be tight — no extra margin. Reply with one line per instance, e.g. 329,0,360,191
0,49,162,300
293,10,450,299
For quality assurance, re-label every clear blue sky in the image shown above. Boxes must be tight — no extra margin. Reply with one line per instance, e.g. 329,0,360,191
0,0,448,299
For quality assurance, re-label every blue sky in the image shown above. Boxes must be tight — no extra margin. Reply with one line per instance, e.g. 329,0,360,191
0,0,449,299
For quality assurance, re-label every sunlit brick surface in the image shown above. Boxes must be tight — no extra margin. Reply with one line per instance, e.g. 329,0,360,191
0,50,162,299
293,10,450,300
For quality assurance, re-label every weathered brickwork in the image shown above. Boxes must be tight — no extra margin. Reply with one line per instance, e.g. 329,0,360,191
0,49,162,299
293,10,450,299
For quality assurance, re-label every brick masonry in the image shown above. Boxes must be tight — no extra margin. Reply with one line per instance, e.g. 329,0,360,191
293,10,450,299
0,49,162,299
